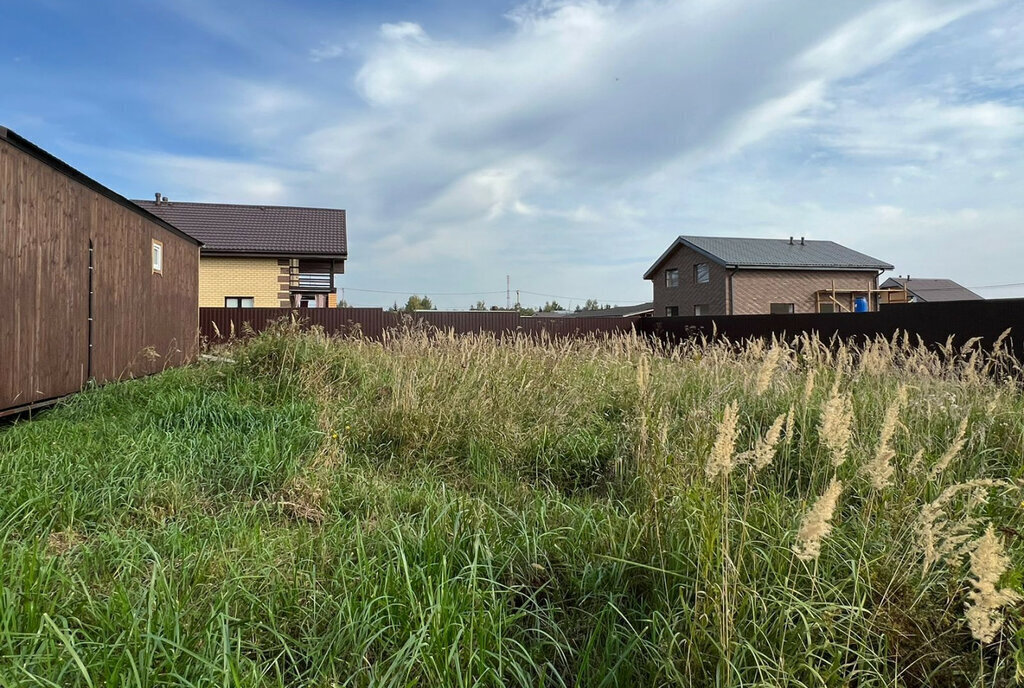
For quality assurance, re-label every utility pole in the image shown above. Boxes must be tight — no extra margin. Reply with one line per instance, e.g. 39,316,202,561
516,289,520,309
506,275,511,309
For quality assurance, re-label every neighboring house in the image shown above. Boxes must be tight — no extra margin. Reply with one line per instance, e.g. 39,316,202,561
1,127,201,416
644,235,895,317
135,197,347,308
537,302,654,318
880,277,983,303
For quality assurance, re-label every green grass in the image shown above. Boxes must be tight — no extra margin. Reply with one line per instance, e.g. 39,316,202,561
2,324,1023,686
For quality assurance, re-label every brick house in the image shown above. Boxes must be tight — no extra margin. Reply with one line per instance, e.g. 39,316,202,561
644,236,894,317
135,197,346,308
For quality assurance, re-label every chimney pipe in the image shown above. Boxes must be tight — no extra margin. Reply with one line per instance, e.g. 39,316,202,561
800,236,805,246
154,192,161,205
789,236,793,245
162,196,168,204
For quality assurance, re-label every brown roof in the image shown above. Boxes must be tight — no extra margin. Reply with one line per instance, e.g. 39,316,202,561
133,199,346,257
880,277,982,302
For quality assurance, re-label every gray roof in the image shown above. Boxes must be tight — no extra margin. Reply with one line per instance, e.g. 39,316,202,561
644,235,893,278
566,302,654,318
134,199,346,257
880,277,983,302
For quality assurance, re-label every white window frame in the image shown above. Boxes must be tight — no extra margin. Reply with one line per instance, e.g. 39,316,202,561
225,297,255,308
152,239,163,274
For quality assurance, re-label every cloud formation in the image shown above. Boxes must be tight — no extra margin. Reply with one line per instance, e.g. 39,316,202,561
67,0,1023,306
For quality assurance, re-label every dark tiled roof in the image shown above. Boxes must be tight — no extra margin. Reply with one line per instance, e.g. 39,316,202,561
880,277,983,302
134,200,346,256
644,235,893,278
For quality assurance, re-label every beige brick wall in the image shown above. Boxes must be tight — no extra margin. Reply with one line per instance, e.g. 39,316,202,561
649,244,730,316
733,270,879,314
199,257,286,307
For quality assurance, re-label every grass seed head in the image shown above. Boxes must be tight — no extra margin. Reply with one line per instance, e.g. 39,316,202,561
706,400,740,480
819,385,854,468
794,478,843,562
965,524,1021,644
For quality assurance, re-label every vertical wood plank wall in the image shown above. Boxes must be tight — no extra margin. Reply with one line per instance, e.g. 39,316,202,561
1,138,200,413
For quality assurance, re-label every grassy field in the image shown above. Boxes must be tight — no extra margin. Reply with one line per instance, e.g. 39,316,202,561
2,323,1023,686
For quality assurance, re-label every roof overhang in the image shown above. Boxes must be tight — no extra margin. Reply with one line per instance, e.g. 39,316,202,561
201,251,348,260
0,126,202,247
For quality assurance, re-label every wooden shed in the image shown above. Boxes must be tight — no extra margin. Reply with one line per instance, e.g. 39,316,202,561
1,127,201,416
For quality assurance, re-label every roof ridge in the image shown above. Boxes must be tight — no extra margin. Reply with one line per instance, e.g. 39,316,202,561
133,199,345,213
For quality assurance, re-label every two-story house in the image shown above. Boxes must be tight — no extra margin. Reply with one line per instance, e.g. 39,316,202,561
135,196,346,308
644,235,894,317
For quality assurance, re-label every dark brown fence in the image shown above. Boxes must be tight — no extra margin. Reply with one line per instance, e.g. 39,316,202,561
636,298,1024,355
201,299,1024,357
200,308,636,342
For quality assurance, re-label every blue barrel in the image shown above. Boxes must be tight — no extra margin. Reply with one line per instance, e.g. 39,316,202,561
854,296,869,312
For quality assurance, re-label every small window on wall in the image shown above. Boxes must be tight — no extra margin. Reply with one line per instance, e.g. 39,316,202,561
770,302,795,315
225,297,255,308
152,240,163,274
694,304,710,316
694,263,710,283
665,269,679,288
819,303,836,313
665,306,679,317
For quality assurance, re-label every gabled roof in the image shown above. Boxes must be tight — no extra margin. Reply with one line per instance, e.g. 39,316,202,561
134,199,346,258
880,277,982,302
644,235,893,279
0,127,201,246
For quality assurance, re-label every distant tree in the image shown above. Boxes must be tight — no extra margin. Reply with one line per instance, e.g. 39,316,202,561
575,299,615,312
471,300,487,311
540,300,564,313
389,295,435,312
336,298,350,308
514,302,536,316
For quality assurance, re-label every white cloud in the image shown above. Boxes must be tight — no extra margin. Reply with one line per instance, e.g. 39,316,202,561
95,0,1022,307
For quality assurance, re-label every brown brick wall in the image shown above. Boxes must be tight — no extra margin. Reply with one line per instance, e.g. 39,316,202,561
648,242,882,316
732,270,879,314
650,244,730,316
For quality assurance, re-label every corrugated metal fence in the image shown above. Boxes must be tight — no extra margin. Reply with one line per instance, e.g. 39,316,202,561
199,308,636,342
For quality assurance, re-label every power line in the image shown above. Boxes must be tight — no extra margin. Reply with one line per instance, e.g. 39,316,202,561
342,287,507,297
518,289,646,304
968,281,1024,290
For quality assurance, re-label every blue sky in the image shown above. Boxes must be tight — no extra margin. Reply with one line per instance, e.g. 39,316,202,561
4,0,1023,308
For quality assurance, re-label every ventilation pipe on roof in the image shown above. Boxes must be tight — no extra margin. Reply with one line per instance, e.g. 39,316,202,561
154,192,161,205
789,236,794,245
800,236,805,246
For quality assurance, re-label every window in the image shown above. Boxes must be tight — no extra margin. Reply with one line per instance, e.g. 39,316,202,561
694,304,710,316
665,306,679,317
665,269,679,288
694,262,710,284
770,302,795,315
818,303,836,314
225,297,255,308
151,240,163,274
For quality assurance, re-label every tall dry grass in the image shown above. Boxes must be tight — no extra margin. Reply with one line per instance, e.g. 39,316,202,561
1,320,1022,685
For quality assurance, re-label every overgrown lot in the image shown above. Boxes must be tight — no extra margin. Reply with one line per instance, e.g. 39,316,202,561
2,324,1024,686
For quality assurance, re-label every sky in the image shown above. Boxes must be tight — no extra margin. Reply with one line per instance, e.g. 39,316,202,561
3,0,1023,309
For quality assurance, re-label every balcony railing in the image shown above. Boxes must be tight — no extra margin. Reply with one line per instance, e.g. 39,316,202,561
289,259,335,293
